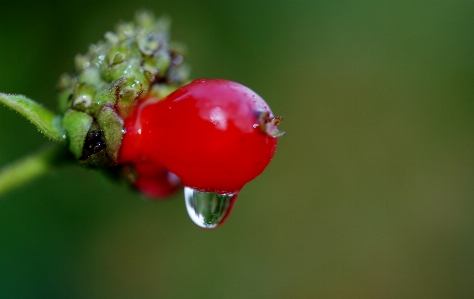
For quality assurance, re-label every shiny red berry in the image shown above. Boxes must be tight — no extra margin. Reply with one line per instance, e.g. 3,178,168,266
119,78,283,195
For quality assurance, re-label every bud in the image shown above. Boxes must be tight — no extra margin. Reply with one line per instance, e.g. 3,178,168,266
58,11,189,168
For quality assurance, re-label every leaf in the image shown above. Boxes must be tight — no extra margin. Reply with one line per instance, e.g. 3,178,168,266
97,105,124,163
61,109,93,159
0,93,66,143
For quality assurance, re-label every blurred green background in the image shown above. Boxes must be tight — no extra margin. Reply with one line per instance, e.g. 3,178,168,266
1,1,473,298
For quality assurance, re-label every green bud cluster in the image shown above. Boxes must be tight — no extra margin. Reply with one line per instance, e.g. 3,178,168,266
57,11,189,167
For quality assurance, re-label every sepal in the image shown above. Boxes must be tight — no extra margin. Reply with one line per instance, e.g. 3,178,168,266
0,93,66,143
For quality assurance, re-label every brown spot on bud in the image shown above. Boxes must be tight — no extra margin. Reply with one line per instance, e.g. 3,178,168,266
81,130,106,159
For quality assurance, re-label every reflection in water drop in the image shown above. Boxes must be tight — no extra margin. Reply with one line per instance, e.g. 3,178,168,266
184,187,238,229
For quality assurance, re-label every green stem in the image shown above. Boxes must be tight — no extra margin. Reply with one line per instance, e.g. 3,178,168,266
0,144,71,197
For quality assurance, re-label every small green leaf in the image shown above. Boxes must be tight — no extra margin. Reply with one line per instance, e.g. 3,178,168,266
61,109,93,159
0,93,66,143
97,106,124,163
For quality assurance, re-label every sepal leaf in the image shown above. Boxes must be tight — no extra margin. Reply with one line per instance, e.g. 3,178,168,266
0,93,66,143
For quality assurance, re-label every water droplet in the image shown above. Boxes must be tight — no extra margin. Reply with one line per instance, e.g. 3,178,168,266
184,187,238,229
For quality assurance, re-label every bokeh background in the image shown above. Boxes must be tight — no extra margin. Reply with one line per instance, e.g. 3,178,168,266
1,1,473,298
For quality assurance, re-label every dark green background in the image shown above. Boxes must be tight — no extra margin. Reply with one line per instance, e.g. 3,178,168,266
1,1,473,298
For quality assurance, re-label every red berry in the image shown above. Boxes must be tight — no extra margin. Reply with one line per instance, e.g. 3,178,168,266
119,79,282,195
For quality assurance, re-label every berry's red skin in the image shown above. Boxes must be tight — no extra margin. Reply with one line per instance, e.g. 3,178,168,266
132,162,181,198
119,79,279,194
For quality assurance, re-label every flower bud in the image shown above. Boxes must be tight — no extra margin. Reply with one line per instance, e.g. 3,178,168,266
58,11,189,168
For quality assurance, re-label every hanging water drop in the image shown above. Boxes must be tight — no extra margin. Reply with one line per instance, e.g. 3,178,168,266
184,186,238,229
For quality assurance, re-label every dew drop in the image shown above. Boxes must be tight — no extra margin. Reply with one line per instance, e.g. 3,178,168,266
184,187,238,229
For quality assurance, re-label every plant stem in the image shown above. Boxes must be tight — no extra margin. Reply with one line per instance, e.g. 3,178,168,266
0,144,71,197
